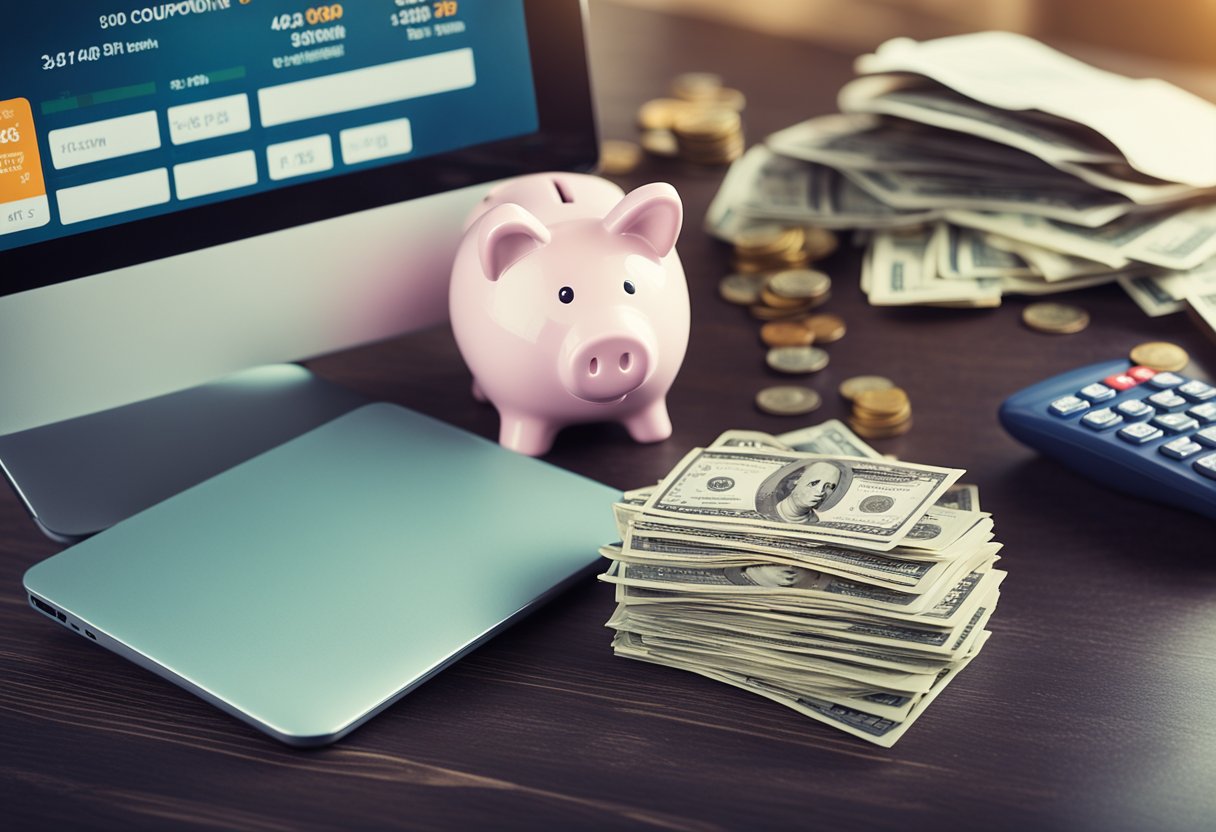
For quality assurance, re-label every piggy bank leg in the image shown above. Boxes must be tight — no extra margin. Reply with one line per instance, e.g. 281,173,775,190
471,378,488,403
498,411,559,457
623,400,673,444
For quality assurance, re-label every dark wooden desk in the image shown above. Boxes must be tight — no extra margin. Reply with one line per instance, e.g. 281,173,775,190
5,4,1215,829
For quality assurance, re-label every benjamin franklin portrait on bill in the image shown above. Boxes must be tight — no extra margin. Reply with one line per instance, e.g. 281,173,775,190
755,459,853,524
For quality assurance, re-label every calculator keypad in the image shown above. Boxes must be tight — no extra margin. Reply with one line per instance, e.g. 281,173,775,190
1118,423,1163,444
1147,391,1188,412
1116,399,1154,421
1081,409,1122,430
1161,438,1203,460
1147,372,1184,389
1046,365,1215,487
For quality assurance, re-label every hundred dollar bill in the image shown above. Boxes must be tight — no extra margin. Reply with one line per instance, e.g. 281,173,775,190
604,558,950,615
853,32,1216,188
935,483,980,512
840,75,1123,167
611,609,963,674
1117,274,1187,317
709,423,881,460
643,447,964,546
618,518,994,591
622,595,996,661
931,223,1035,280
681,632,990,748
618,525,954,592
947,204,1216,272
613,632,929,717
613,629,940,694
705,145,940,241
866,228,1002,307
842,166,1133,227
1184,265,1216,334
775,420,882,459
765,113,1041,176
612,564,1005,628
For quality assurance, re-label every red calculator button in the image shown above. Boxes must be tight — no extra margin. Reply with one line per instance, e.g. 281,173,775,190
1127,366,1156,382
1103,373,1139,390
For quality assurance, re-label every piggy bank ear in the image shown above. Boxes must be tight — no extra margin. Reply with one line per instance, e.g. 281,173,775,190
602,182,682,258
477,203,552,282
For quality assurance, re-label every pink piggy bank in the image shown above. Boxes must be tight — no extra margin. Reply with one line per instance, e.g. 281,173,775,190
450,173,690,456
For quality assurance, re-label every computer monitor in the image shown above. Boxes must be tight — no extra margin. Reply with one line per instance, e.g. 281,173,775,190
0,0,597,437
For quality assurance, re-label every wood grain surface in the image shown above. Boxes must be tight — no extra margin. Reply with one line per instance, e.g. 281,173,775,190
4,3,1216,830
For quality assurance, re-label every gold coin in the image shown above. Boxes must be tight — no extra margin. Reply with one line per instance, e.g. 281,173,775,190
719,273,766,306
639,129,679,158
636,98,694,131
1022,302,1090,334
734,224,792,255
767,269,831,300
670,72,723,101
756,385,822,416
804,313,845,344
854,387,910,416
760,320,815,348
851,405,913,428
714,87,747,112
759,287,810,309
839,376,895,402
672,108,741,141
850,418,913,439
1129,341,1189,372
766,346,829,374
598,140,642,176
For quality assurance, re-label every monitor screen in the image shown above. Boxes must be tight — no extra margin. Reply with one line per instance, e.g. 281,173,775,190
0,0,597,438
1,0,592,296
1,0,538,256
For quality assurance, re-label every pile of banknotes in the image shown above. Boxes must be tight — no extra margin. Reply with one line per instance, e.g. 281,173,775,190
706,32,1216,315
601,421,1004,747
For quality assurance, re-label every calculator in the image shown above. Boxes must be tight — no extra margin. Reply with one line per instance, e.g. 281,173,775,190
999,358,1216,520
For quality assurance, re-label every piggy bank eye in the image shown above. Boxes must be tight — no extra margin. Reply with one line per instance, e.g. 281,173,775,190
558,286,574,304
623,280,636,295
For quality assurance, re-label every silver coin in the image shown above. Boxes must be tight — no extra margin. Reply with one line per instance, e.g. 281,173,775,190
767,269,831,300
756,385,822,416
765,345,829,374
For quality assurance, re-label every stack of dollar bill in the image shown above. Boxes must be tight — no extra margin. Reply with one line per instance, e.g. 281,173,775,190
601,420,1004,747
705,31,1216,315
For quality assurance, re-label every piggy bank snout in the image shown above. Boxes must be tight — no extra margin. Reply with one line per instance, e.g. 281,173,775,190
560,325,656,404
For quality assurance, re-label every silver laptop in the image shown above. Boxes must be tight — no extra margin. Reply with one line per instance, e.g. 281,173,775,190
24,404,619,745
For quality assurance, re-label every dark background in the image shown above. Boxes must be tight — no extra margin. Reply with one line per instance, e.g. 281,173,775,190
3,3,1215,829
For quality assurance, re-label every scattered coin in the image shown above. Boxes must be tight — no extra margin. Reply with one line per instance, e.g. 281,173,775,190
839,375,895,402
639,129,679,158
760,320,815,348
756,385,823,416
1022,302,1090,334
767,269,831,301
766,346,829,374
1129,341,1189,372
599,139,642,176
719,273,767,306
804,313,846,344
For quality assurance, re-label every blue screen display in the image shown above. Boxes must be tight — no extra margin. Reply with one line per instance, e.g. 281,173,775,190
0,0,537,252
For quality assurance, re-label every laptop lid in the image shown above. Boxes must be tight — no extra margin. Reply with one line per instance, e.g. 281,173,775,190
24,403,619,745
